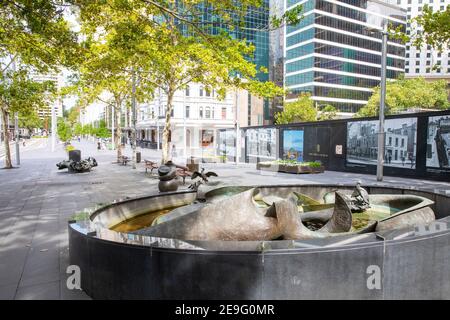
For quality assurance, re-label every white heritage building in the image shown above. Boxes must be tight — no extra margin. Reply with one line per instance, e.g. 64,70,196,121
135,83,237,159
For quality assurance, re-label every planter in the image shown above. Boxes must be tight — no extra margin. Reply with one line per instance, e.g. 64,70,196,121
257,162,325,174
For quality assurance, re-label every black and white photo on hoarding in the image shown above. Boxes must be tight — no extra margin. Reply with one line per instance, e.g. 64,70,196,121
427,115,450,170
347,118,417,169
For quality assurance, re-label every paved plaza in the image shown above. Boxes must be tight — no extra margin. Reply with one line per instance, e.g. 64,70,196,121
1,138,450,299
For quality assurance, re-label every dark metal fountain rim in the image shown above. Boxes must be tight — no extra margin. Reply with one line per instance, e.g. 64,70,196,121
67,183,450,253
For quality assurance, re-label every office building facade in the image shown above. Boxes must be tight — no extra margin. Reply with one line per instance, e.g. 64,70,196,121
283,0,406,115
398,0,450,96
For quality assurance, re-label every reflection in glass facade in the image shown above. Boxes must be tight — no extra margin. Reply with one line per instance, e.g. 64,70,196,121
284,0,406,114
218,129,237,162
245,128,277,163
198,1,269,81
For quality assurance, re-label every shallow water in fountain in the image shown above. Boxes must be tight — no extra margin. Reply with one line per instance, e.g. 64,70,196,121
110,207,179,232
303,204,398,231
109,198,401,235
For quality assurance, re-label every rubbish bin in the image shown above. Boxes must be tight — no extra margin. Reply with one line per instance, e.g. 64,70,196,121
136,151,141,163
69,150,81,162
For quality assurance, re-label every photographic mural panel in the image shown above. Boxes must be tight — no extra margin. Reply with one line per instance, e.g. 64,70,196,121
347,118,417,169
427,115,450,170
218,129,236,161
282,129,304,162
246,128,277,163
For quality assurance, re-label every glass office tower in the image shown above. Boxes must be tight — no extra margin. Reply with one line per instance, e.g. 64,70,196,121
284,0,406,114
197,0,270,82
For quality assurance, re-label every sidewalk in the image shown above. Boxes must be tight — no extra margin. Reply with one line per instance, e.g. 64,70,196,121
0,138,48,161
1,139,450,299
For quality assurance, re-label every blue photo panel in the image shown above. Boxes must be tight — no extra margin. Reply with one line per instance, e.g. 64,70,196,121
283,130,304,162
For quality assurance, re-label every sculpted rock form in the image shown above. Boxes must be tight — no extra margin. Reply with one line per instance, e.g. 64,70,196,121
133,189,354,241
56,157,97,173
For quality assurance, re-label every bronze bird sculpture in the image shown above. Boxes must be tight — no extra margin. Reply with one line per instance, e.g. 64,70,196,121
191,168,218,183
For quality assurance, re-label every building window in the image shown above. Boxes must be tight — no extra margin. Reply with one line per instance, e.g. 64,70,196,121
221,107,226,120
401,139,404,147
185,86,190,96
205,107,211,119
426,60,430,65
199,87,203,97
199,107,203,118
427,52,431,58
170,108,174,117
416,52,420,58
441,6,444,10
205,89,211,97
388,137,392,146
416,61,420,65
406,53,410,58
185,106,190,119
426,68,430,73
395,138,399,147
407,0,411,4
415,68,420,73
405,68,409,73
406,61,409,65
438,52,442,58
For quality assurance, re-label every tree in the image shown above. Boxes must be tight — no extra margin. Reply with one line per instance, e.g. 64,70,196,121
274,93,317,124
19,109,43,134
0,69,53,168
357,77,449,117
391,4,450,52
73,123,83,136
75,0,302,162
57,118,73,142
317,105,337,121
95,120,110,139
1,1,81,167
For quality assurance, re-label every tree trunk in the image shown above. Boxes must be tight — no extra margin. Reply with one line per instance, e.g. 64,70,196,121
115,103,122,161
1,108,12,168
162,90,174,164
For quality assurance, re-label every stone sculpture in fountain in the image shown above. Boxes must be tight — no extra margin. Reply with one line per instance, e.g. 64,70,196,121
133,183,436,241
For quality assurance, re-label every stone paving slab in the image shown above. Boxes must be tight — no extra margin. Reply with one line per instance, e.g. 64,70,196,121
1,138,450,300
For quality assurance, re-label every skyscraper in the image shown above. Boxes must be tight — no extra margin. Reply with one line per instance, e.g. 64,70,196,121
397,0,449,96
283,0,406,115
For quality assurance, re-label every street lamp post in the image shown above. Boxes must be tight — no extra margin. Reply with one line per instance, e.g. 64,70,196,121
376,23,388,182
365,0,405,181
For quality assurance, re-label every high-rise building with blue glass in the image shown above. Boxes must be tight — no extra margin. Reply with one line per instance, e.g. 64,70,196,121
197,1,270,82
283,0,406,115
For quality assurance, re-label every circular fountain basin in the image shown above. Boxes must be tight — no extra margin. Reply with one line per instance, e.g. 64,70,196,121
69,185,450,299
